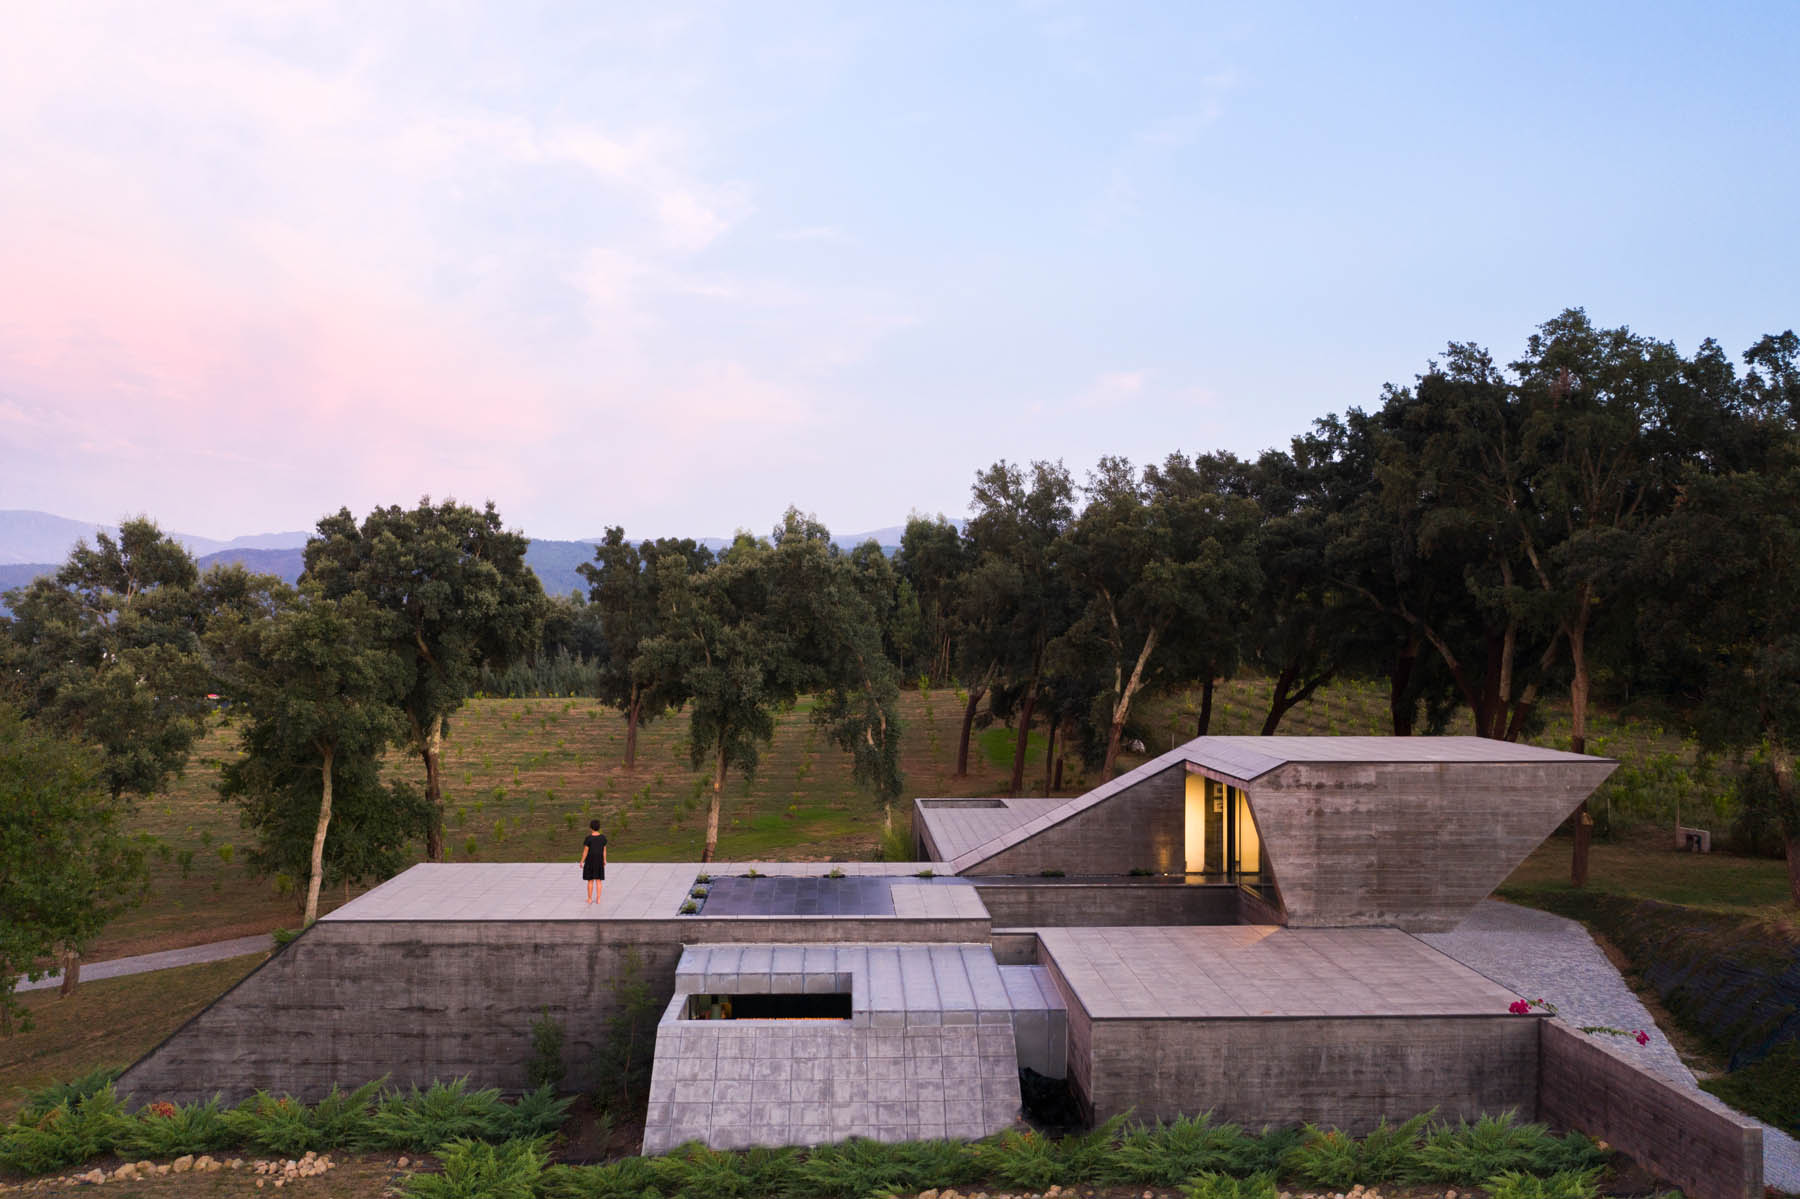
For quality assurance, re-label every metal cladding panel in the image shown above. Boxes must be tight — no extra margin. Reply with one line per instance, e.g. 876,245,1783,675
1245,758,1618,932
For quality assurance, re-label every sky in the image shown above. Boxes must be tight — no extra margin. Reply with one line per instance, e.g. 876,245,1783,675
2,2,1797,542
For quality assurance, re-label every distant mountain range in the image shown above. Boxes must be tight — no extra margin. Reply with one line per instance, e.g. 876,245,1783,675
0,511,948,604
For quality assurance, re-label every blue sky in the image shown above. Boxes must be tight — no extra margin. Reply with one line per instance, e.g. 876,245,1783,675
1,1,1795,540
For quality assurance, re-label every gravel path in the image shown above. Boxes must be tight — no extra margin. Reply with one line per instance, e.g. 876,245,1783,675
15,934,274,993
1423,899,1800,1193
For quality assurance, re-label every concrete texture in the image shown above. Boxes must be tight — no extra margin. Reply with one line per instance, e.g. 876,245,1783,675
1036,925,1518,1018
644,942,1043,1151
914,797,1066,861
973,880,1246,928
1238,757,1615,931
643,1020,1021,1154
1540,1019,1762,1199
1070,1011,1540,1131
116,911,991,1105
955,764,1188,877
939,736,1614,932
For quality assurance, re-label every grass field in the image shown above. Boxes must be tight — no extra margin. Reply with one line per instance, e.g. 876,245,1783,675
0,954,267,1117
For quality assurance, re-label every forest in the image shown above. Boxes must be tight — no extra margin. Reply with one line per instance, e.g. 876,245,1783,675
3,306,1799,1030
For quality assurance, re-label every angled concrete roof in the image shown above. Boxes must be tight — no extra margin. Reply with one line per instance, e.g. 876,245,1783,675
913,796,1066,862
1181,735,1608,784
942,735,1617,885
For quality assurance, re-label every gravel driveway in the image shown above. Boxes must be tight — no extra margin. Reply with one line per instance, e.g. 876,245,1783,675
1422,898,1800,1193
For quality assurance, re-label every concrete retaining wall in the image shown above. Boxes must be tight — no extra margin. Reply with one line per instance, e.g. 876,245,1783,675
1076,1014,1539,1132
115,915,987,1104
1539,1020,1762,1199
973,881,1242,927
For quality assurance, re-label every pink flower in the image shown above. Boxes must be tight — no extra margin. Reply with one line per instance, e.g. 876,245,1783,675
1635,1030,1650,1045
1509,999,1532,1014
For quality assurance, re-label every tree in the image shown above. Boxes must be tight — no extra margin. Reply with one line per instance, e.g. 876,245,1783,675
0,704,147,1030
894,515,970,686
579,529,714,770
643,512,902,860
212,588,423,924
0,518,211,801
1060,456,1262,777
1639,460,1800,905
965,461,1076,796
303,499,543,860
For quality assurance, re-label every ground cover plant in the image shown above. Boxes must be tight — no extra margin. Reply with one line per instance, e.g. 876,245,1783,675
0,1074,1632,1196
0,1077,570,1178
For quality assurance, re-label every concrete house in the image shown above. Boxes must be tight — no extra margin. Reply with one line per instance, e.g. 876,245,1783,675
113,735,1763,1198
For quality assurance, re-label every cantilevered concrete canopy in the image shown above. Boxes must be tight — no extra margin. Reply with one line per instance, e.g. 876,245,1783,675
916,735,1616,932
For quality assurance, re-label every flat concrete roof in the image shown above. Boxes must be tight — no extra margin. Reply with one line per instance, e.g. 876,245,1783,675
324,861,970,923
1037,925,1519,1019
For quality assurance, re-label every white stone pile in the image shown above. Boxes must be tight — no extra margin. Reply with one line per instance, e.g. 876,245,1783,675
0,1150,343,1190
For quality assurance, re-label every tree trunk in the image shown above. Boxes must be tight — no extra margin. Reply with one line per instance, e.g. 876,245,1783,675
1042,717,1057,797
422,716,445,861
1196,672,1215,738
703,740,727,862
1568,594,1591,756
1101,627,1159,780
1389,639,1418,736
1009,685,1037,797
56,945,79,997
1053,751,1064,792
1261,659,1337,736
304,744,334,926
954,683,985,779
624,691,642,770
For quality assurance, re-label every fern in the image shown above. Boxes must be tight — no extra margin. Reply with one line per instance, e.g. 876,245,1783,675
1179,1171,1280,1199
119,1096,236,1157
371,1079,507,1151
403,1136,546,1199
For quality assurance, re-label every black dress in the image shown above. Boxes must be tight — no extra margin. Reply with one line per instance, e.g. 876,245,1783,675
581,833,607,881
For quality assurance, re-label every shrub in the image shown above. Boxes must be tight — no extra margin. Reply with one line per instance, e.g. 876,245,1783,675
651,1141,796,1198
1180,1171,1279,1199
1485,1167,1604,1199
0,1086,130,1175
371,1079,507,1151
794,1137,979,1199
15,1066,120,1123
1415,1111,1584,1184
222,1080,381,1156
120,1096,235,1158
1287,1113,1429,1187
494,1084,576,1142
403,1136,547,1199
539,1154,660,1199
976,1114,1125,1189
1113,1112,1260,1184
527,1010,567,1091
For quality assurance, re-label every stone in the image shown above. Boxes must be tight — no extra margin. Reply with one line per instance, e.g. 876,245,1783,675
397,1156,410,1168
919,1191,938,1199
172,1155,195,1173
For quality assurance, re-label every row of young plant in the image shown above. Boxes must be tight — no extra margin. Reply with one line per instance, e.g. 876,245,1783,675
409,1112,1615,1199
0,1069,570,1177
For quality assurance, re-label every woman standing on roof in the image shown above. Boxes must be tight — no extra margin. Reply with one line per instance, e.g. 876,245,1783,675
580,819,607,905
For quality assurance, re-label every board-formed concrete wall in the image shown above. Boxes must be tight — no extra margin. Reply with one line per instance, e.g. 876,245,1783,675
973,881,1255,928
1539,1020,1762,1199
115,915,988,1105
1241,759,1616,931
958,765,1185,877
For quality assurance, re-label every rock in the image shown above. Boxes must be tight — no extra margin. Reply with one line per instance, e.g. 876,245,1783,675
254,1181,265,1190
113,1165,137,1181
172,1155,195,1174
397,1157,410,1169
80,1169,104,1184
273,1179,285,1190
196,1155,216,1171
154,1165,169,1175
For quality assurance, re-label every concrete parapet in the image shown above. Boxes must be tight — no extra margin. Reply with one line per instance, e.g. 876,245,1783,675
1539,1019,1762,1199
